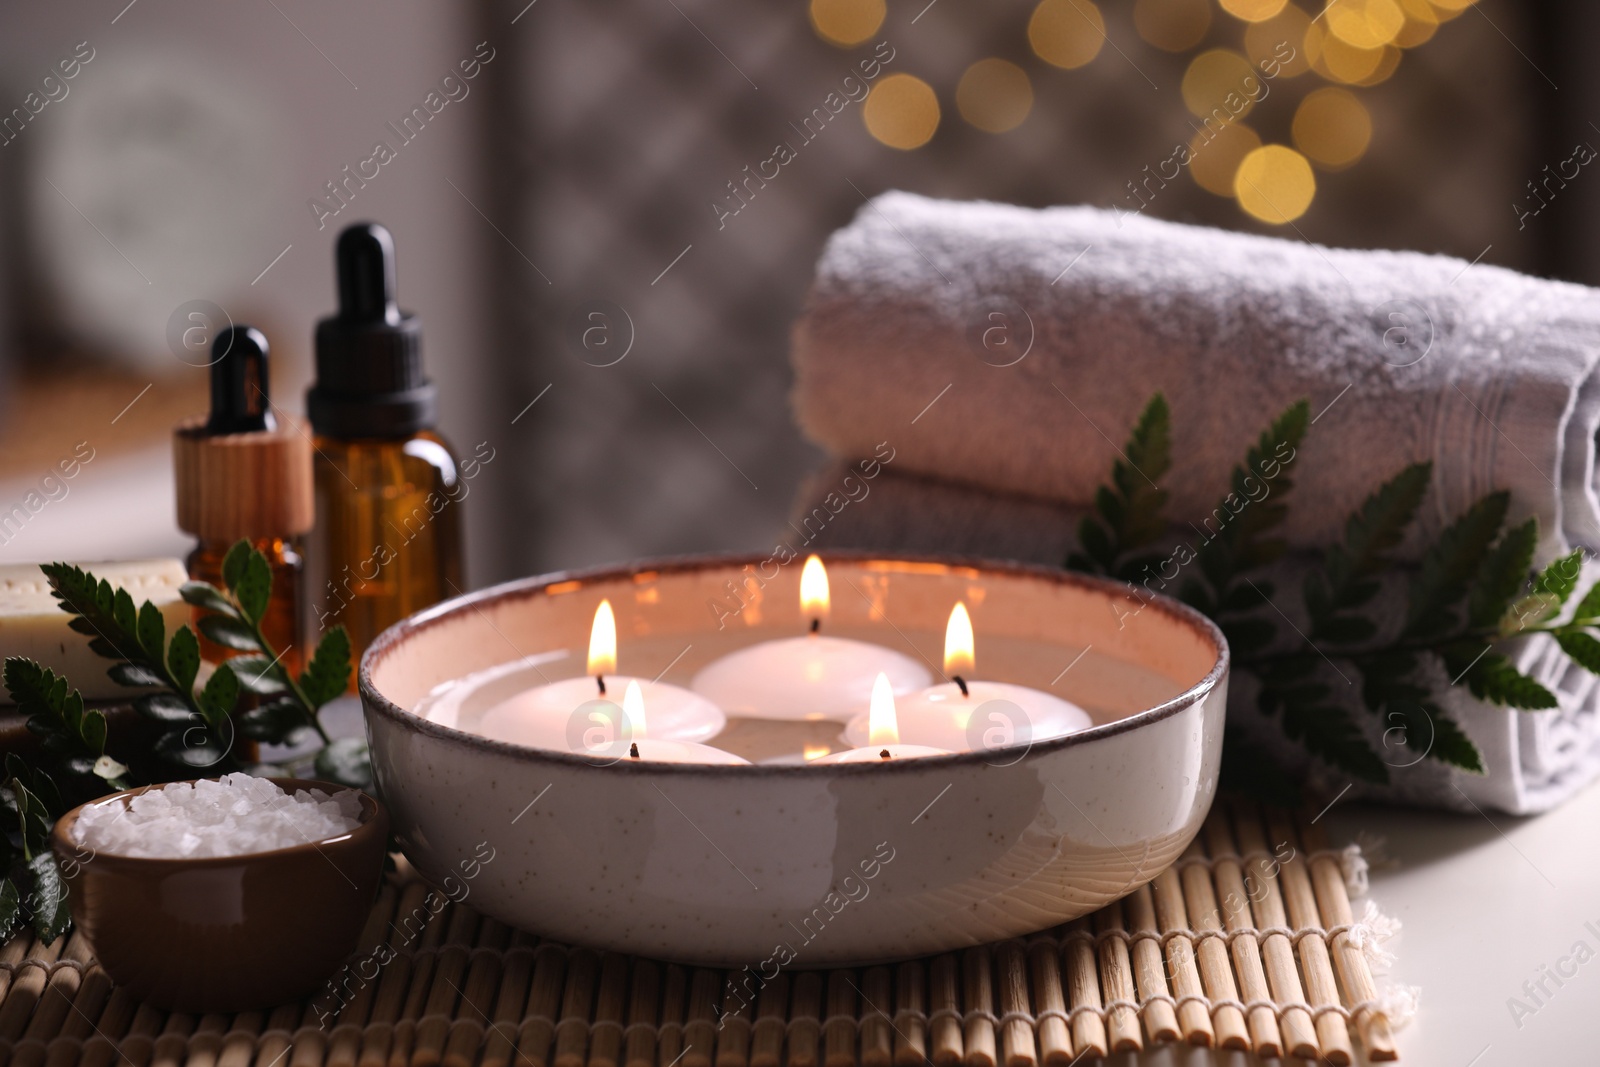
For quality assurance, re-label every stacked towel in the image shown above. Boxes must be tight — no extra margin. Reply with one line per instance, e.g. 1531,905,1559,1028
789,193,1600,814
793,192,1600,564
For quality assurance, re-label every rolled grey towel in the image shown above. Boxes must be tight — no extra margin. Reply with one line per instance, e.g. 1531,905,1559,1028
792,192,1600,563
793,463,1600,816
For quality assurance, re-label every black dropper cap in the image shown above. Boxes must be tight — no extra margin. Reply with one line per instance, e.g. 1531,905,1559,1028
206,325,276,435
308,222,437,439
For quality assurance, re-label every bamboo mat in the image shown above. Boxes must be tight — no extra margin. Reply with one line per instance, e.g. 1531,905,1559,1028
0,804,1409,1067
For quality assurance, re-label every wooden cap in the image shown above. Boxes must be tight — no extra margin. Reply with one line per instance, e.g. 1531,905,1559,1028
174,416,314,541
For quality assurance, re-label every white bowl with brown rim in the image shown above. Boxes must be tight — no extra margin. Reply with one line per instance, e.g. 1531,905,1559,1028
359,552,1228,966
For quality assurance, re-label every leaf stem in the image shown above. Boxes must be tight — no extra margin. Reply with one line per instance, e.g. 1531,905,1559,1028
240,615,331,744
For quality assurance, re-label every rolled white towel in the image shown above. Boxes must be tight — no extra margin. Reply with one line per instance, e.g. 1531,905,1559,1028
792,191,1600,564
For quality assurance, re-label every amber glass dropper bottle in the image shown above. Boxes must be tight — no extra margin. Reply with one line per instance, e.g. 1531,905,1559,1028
174,325,314,677
305,222,465,671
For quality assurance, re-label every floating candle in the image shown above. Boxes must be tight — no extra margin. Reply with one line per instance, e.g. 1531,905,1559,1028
844,602,1092,753
814,673,949,763
619,681,749,765
691,556,932,721
468,600,726,751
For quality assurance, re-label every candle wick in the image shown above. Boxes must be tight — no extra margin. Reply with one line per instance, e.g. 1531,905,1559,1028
810,618,821,634
596,675,606,695
952,675,969,697
629,742,640,759
879,748,891,760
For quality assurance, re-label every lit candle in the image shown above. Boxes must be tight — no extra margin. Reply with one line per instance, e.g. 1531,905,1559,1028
690,556,932,722
814,673,949,763
467,600,727,750
620,680,749,764
843,603,1092,752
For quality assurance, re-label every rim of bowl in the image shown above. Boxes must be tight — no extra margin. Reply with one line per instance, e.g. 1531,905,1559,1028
50,777,386,869
359,550,1230,776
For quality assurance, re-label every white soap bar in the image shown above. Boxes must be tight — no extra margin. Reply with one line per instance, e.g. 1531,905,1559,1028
0,560,191,703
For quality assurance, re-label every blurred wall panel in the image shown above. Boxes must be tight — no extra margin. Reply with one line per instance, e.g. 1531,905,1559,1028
502,0,1535,573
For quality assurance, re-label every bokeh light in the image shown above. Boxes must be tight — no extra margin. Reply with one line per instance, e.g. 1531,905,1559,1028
1029,0,1107,70
1393,0,1439,46
1324,0,1404,49
863,73,941,150
1189,122,1263,196
956,59,1034,133
1292,86,1372,167
1221,0,1288,23
808,0,886,47
1307,22,1392,83
1235,144,1316,223
1134,0,1212,52
1245,6,1313,76
1182,50,1262,120
1429,0,1477,13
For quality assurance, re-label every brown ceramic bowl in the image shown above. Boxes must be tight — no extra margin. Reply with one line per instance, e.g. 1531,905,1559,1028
51,777,388,1013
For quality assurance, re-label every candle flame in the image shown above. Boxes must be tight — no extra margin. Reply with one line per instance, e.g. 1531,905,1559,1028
800,555,830,622
623,679,646,739
867,671,899,746
944,602,975,677
803,744,832,761
588,600,617,677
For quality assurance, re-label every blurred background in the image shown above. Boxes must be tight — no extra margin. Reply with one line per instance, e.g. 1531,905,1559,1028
0,0,1590,588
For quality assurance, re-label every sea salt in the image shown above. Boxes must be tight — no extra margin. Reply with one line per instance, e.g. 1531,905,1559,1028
73,773,364,859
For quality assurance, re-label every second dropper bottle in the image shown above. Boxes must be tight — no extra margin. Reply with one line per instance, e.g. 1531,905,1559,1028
305,222,465,668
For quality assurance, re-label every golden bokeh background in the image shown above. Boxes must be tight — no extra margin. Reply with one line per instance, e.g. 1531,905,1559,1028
809,0,1485,225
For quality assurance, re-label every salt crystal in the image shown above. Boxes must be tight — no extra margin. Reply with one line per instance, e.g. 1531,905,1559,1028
73,777,365,859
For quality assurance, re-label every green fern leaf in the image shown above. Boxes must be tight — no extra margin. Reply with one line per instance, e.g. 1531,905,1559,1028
1469,517,1537,628
1404,491,1509,639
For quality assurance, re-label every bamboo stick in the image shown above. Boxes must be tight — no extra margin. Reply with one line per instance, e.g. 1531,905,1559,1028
1169,842,1249,1050
892,961,927,1067
1229,803,1320,1060
682,969,720,1067
788,970,822,1067
748,973,787,1067
927,955,962,1067
1023,941,1072,1067
1299,817,1399,1061
624,960,662,1067
993,942,1035,1067
1124,886,1181,1045
1149,867,1218,1046
554,950,601,1067
1263,809,1356,1066
856,967,892,1067
1201,812,1285,1058
823,969,856,1067
961,946,997,1067
256,1002,306,1067
516,946,570,1067
1087,909,1138,1053
716,969,754,1067
590,955,631,1067
445,950,505,1067
1059,923,1107,1059
482,947,535,1067
657,966,689,1067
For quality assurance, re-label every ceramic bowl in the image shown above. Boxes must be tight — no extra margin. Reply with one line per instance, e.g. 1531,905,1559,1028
361,553,1228,966
52,777,388,1012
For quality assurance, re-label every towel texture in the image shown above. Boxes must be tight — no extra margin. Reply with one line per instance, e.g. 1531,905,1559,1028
797,464,1600,815
792,192,1600,563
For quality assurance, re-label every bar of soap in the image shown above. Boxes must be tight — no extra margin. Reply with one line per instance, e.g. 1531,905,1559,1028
0,560,191,703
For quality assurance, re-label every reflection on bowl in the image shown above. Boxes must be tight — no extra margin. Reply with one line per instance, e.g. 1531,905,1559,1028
360,552,1228,966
